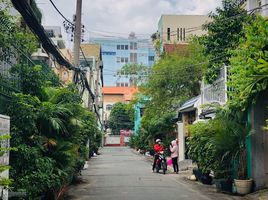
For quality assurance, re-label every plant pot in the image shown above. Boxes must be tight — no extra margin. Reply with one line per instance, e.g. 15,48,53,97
234,179,253,195
215,179,232,193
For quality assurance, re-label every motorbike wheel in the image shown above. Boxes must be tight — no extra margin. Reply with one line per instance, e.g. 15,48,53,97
162,162,166,174
156,165,160,173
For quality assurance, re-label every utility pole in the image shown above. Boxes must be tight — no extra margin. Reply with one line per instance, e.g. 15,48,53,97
73,0,82,68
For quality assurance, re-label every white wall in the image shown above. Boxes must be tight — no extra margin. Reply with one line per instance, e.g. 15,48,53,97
105,135,120,145
177,122,185,161
0,114,10,200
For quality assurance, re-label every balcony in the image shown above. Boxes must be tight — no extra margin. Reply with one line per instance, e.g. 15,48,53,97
201,67,227,106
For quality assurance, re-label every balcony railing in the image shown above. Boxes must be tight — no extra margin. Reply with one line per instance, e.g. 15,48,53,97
201,67,227,105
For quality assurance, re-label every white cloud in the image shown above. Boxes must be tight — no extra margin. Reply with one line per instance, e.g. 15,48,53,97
36,0,222,41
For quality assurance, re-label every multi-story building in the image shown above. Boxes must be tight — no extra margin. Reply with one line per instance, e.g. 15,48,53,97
240,0,268,16
80,44,104,126
157,15,210,53
44,26,65,49
89,33,155,86
102,86,138,123
40,26,74,84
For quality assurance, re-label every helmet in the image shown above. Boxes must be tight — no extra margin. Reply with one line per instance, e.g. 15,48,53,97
156,139,161,143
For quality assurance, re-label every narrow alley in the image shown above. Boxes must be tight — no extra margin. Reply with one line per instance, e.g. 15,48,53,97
66,147,215,200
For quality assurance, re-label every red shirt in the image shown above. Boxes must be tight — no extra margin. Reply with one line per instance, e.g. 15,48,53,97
154,144,164,153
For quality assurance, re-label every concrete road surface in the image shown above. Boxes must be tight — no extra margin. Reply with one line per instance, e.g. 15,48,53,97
66,147,211,200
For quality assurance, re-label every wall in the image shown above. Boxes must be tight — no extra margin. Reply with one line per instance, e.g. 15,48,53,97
247,0,268,16
90,38,155,86
103,94,124,103
0,114,10,200
158,15,210,52
103,94,124,121
177,122,185,161
105,135,121,146
250,89,268,190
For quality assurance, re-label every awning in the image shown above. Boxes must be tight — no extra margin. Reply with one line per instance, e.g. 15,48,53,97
179,96,200,112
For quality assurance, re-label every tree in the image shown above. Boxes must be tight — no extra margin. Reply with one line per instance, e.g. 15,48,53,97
143,38,206,115
133,38,206,149
228,16,268,110
117,63,150,86
108,102,134,135
200,0,252,83
1,2,101,199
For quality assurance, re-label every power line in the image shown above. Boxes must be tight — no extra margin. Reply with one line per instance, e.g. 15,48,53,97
48,0,73,25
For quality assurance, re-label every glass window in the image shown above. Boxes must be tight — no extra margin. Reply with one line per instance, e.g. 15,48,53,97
149,56,154,61
117,45,120,50
130,42,137,50
180,28,183,41
183,28,186,41
125,45,128,50
177,28,180,41
117,57,121,63
167,28,170,41
121,45,124,50
106,104,113,111
134,42,137,50
125,57,129,63
130,53,137,63
121,57,124,63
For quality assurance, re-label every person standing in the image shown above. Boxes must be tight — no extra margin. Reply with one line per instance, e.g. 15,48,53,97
170,140,179,174
152,139,164,172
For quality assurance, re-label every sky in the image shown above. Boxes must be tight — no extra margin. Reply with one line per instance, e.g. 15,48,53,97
36,0,222,42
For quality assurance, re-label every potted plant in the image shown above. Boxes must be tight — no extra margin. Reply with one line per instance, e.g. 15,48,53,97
233,144,252,195
214,167,233,193
212,109,252,195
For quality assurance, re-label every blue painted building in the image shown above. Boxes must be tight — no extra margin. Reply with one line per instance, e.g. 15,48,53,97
90,33,155,86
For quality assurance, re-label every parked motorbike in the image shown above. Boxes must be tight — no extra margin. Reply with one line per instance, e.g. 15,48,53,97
155,151,167,174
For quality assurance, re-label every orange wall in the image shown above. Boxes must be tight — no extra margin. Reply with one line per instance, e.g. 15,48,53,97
103,94,125,103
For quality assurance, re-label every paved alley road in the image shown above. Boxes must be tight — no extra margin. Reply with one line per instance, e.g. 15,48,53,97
66,147,211,200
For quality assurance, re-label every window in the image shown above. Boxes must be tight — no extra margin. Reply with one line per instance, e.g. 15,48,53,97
125,57,129,63
134,42,137,49
116,57,120,63
167,28,170,41
125,45,128,50
130,53,137,63
183,28,185,41
117,45,120,50
106,104,113,111
130,42,137,50
121,45,125,50
102,51,116,55
180,28,183,41
148,56,154,61
121,57,124,63
177,28,180,41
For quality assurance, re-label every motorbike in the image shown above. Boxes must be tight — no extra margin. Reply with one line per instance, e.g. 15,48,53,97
155,151,167,174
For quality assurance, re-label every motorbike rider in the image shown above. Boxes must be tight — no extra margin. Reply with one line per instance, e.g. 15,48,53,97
152,139,164,172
